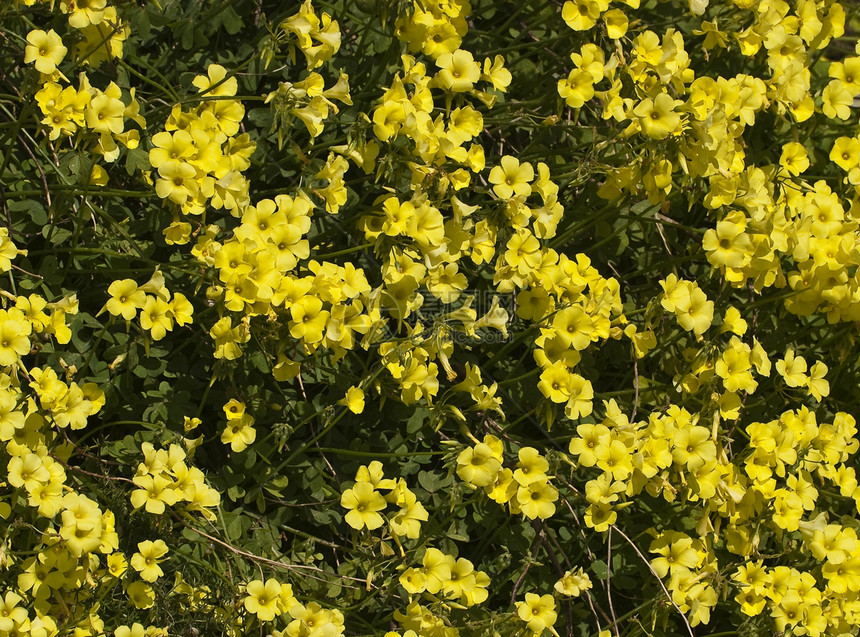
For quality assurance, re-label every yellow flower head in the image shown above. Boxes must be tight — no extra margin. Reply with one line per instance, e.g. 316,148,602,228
434,49,481,92
554,567,593,597
130,539,169,582
244,578,282,622
634,92,683,139
489,155,534,200
24,29,67,75
341,481,387,530
341,386,365,414
516,592,557,633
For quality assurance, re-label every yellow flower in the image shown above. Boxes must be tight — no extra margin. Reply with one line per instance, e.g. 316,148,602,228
558,69,594,108
0,592,27,633
807,361,829,400
130,539,169,582
0,308,32,366
440,556,476,600
830,136,860,172
585,473,625,505
456,443,501,487
115,624,147,637
672,426,716,472
562,0,605,31
244,579,282,622
403,203,443,250
340,386,365,414
702,218,752,269
719,307,747,336
355,461,396,489
780,142,809,176
149,130,196,172
434,49,481,92
399,568,427,594
192,63,238,97
516,479,558,519
482,55,512,92
569,423,610,467
289,295,329,343
603,8,628,38
106,279,146,320
389,487,428,539
551,305,594,350
634,92,682,139
168,293,194,326
223,398,246,420
675,285,713,336
772,489,804,531
489,155,533,200
584,502,616,531
130,473,179,514
504,229,541,275
715,337,756,394
210,316,249,360
107,553,128,578
0,228,21,272
140,295,173,340
7,452,50,491
516,593,557,634
340,481,387,530
127,581,155,609
221,414,256,452
775,348,807,388
154,162,198,205
554,567,592,597
822,79,853,120
649,532,699,577
24,29,67,75
420,548,453,594
513,447,549,486
86,89,125,135
59,493,104,556
595,439,633,480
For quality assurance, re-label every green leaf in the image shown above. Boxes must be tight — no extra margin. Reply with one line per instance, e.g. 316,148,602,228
406,407,428,434
417,470,451,494
124,148,150,175
9,199,46,225
218,6,244,35
447,519,469,542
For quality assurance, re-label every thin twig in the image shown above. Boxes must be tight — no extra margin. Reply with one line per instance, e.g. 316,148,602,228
16,133,51,208
51,455,135,484
631,358,640,422
558,490,597,564
582,590,604,635
607,527,620,637
559,494,610,628
544,525,572,568
612,525,695,637
655,215,673,256
180,518,370,590
511,529,543,604
537,522,573,637
11,263,42,278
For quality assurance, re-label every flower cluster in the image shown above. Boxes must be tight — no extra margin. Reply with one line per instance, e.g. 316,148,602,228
103,272,193,340
150,64,255,237
340,461,429,538
457,436,559,520
130,442,220,519
7,0,860,635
